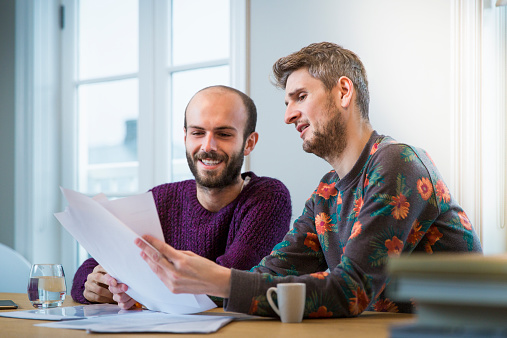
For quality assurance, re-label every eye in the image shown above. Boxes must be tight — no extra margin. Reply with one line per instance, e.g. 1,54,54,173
191,131,205,136
217,132,233,138
298,93,307,102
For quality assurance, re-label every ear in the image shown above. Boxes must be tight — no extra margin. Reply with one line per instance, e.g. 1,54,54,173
243,132,259,156
183,127,187,143
338,76,354,108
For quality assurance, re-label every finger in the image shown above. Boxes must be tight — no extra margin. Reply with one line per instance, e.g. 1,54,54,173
135,236,163,260
89,270,111,286
113,294,137,310
112,291,133,304
93,265,108,274
136,241,176,276
85,274,113,294
104,274,118,287
83,280,114,303
138,235,180,265
108,283,128,294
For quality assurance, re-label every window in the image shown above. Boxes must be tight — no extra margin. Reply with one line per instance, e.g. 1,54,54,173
77,0,140,195
60,0,245,265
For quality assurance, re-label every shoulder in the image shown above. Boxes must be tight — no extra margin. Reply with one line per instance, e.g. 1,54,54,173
150,179,196,198
242,171,290,196
310,169,339,191
370,138,434,173
319,169,339,183
364,138,447,196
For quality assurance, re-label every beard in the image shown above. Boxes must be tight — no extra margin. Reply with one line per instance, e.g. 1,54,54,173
186,147,245,189
303,95,347,160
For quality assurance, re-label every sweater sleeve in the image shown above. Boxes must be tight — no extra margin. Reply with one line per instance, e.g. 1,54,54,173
224,193,338,317
216,178,292,270
71,257,99,304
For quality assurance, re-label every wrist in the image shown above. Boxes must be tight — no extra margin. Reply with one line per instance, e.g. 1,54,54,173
211,266,231,298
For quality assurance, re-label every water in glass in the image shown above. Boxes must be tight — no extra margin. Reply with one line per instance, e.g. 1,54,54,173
27,264,66,308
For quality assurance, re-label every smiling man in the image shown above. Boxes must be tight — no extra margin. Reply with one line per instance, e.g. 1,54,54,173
71,85,292,306
122,42,482,318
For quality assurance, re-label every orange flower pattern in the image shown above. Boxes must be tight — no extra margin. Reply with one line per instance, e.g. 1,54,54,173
352,197,364,218
424,225,443,253
315,213,333,235
249,299,259,314
238,133,481,320
370,142,379,155
349,221,362,240
407,220,425,245
417,177,433,201
458,211,472,231
304,232,320,252
374,299,399,312
390,194,410,219
316,182,338,199
309,306,333,318
349,287,370,315
435,180,451,203
310,271,329,279
385,236,404,256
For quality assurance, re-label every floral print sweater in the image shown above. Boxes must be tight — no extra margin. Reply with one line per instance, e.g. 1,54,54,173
224,131,482,318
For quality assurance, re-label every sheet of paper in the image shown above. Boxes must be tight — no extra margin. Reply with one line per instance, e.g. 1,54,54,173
35,312,233,334
0,304,139,321
54,188,216,314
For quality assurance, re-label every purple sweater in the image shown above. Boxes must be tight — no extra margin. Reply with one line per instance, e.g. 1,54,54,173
71,172,292,304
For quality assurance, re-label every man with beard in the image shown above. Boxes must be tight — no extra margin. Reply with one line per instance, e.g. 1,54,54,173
70,85,292,306
124,43,482,317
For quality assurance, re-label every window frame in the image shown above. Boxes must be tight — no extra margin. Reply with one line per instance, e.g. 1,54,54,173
52,0,247,274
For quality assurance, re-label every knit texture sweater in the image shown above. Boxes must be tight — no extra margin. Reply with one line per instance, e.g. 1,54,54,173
71,172,292,304
224,132,482,318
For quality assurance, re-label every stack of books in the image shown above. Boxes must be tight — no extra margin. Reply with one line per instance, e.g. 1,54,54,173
387,253,507,337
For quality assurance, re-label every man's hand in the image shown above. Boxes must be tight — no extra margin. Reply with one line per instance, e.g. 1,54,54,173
135,235,232,298
83,265,115,304
106,276,138,310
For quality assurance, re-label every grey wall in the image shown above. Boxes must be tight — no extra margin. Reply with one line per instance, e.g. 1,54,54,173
0,0,16,248
248,0,454,220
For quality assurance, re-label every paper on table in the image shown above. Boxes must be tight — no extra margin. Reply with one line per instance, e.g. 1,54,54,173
54,188,216,314
0,304,137,321
35,312,233,334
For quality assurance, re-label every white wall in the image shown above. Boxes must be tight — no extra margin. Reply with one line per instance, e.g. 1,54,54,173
249,0,454,221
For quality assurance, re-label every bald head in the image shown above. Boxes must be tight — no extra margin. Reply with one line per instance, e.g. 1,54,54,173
184,85,257,142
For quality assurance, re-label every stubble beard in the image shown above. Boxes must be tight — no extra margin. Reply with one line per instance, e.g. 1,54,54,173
303,95,347,160
186,147,245,189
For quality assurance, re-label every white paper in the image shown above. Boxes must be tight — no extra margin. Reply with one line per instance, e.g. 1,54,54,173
35,312,233,334
54,188,216,314
0,304,138,321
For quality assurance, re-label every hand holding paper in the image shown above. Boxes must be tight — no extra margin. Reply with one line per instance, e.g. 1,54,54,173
55,188,216,314
83,264,116,304
106,274,138,310
136,235,232,299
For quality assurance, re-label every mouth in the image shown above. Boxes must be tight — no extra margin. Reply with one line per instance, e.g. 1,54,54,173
296,123,310,138
200,158,223,168
194,151,227,170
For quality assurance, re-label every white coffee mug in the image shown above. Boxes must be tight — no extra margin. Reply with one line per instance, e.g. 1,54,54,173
266,283,306,323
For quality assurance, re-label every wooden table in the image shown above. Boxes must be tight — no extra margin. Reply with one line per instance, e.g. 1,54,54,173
0,293,415,337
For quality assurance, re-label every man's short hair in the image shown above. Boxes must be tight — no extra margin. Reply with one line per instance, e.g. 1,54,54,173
184,85,257,143
272,42,370,120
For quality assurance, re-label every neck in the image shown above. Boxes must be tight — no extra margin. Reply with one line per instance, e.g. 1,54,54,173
195,176,244,212
328,123,374,178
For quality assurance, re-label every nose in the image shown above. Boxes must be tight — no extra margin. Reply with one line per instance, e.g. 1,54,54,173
284,103,300,125
201,133,217,153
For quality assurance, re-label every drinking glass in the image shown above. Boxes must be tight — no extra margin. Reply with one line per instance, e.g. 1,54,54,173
27,264,67,308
